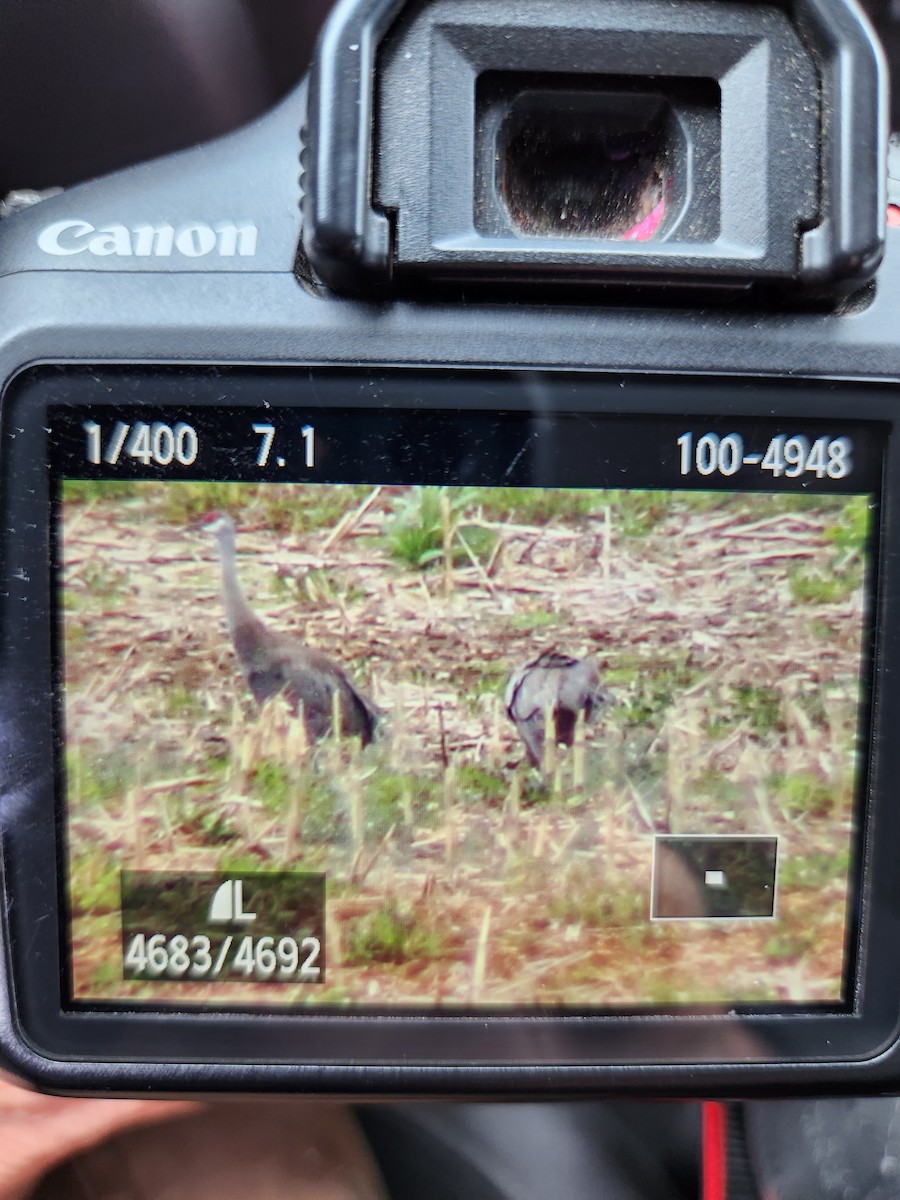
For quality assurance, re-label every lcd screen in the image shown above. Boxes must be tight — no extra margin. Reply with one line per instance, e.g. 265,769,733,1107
45,378,878,1014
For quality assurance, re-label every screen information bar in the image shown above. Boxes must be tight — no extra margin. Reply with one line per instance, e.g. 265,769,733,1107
49,406,883,493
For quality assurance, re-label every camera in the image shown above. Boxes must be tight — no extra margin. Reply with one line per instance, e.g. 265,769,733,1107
0,0,897,1099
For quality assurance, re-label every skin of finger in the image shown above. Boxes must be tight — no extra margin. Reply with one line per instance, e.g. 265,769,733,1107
0,1076,199,1200
56,1101,390,1200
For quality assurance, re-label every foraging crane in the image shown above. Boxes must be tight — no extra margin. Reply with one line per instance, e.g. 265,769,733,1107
505,650,610,767
198,512,378,745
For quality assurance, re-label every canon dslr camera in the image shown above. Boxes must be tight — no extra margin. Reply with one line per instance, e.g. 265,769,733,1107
0,0,896,1098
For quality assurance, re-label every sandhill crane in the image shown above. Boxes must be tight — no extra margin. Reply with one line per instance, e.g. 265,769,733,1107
198,512,378,745
505,650,610,767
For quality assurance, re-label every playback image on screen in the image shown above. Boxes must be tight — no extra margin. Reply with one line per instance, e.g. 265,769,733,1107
58,481,870,1009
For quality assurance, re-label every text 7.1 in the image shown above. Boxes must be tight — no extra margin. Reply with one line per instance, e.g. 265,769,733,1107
251,423,315,468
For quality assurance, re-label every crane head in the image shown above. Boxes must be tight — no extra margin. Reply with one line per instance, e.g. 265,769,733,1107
192,511,238,551
195,511,235,537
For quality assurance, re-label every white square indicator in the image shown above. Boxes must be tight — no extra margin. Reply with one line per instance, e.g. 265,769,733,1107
705,870,727,889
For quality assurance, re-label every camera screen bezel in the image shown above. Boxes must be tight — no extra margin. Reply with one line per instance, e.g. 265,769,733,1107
1,362,898,1090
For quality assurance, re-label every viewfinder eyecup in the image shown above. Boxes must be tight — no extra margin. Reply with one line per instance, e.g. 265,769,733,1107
302,0,886,297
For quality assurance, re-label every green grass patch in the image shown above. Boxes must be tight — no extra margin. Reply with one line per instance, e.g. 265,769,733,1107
693,769,744,814
346,903,445,964
474,487,601,525
305,986,351,1005
764,930,816,961
790,568,857,606
786,495,869,606
271,567,365,608
62,480,140,504
154,482,372,535
163,682,206,720
251,760,293,812
509,609,560,631
546,866,646,928
773,772,838,819
733,684,782,735
254,485,371,536
383,487,496,570
609,492,677,538
384,487,453,569
458,657,509,691
794,687,833,729
68,560,129,610
66,746,136,808
68,853,121,916
612,652,705,729
824,495,872,556
90,952,132,988
809,619,834,642
455,764,508,805
158,482,250,524
779,849,850,890
217,852,272,874
183,805,239,845
364,771,421,837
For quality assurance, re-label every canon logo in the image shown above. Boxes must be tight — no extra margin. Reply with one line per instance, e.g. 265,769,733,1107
37,219,258,258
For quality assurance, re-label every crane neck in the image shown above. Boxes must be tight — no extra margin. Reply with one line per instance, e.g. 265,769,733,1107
215,527,264,642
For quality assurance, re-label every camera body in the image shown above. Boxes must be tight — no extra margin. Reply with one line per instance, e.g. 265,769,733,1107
1,0,900,1098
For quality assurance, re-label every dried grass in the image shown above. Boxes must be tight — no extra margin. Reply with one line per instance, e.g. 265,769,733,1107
62,486,862,1008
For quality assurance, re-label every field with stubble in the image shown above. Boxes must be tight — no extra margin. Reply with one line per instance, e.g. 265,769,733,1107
60,481,869,1010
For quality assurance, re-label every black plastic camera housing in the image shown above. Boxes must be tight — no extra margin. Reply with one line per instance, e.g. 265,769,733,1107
0,0,899,1099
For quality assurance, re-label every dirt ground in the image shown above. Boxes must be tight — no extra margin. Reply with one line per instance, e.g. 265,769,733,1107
60,483,867,1010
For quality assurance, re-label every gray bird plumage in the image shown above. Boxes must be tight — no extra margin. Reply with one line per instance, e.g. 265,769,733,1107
505,650,610,767
199,512,378,745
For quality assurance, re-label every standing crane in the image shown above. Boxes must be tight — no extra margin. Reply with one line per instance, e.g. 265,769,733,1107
198,512,378,745
505,649,610,767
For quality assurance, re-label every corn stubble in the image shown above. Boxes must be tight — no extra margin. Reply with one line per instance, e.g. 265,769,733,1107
62,485,862,1007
